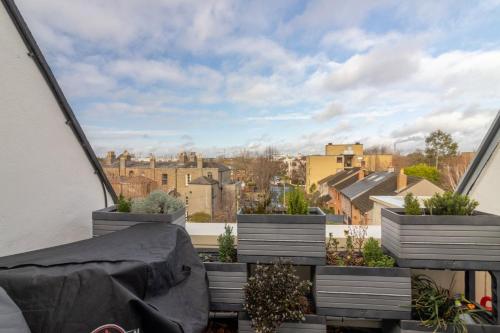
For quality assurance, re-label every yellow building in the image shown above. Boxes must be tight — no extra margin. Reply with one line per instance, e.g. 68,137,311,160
306,143,393,192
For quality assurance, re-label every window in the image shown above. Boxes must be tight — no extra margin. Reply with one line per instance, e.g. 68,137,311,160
207,172,213,179
336,157,342,163
162,174,168,185
185,174,191,185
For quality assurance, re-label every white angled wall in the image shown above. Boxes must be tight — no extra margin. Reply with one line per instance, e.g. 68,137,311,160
0,5,111,257
470,144,500,215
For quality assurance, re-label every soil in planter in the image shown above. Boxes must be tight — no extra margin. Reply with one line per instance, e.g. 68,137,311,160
329,327,381,333
205,318,238,333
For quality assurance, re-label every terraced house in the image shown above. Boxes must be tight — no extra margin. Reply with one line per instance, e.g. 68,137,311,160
101,151,240,219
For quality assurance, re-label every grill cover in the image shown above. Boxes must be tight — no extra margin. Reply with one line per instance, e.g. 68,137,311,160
0,223,208,333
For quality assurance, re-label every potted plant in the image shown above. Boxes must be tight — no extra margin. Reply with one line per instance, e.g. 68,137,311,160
314,226,412,320
203,225,247,311
381,192,500,270
240,260,325,333
397,275,496,333
237,187,326,265
92,190,186,236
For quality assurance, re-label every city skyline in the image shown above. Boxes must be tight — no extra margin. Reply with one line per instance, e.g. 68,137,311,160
17,0,500,156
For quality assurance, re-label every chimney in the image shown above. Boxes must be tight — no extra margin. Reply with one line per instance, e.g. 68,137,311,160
149,154,156,169
105,151,115,165
397,168,407,192
357,169,365,181
197,153,203,169
119,156,127,176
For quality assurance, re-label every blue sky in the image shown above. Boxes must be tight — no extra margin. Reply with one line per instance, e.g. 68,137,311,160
17,0,500,157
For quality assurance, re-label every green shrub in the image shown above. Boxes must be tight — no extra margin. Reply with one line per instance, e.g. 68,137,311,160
404,163,440,183
189,212,211,222
423,191,478,216
287,187,308,215
217,224,236,263
117,194,131,213
362,237,395,268
244,260,311,333
131,190,184,214
404,193,421,215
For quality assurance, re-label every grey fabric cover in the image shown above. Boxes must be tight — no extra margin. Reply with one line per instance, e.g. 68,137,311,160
0,223,208,333
0,287,30,333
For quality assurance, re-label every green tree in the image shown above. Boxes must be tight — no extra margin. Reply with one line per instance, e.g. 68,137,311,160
425,130,458,168
404,163,440,183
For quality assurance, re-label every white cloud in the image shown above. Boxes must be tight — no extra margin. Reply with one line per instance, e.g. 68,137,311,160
314,102,344,121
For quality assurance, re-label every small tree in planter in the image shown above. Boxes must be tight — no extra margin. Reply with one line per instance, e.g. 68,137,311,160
237,187,326,265
244,260,312,333
92,190,186,237
203,224,246,311
381,191,500,270
316,226,411,320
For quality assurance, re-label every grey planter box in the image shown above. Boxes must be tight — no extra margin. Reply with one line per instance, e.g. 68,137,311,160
238,312,326,333
381,208,500,270
204,262,247,311
92,205,186,237
314,266,411,320
237,208,326,265
397,320,500,333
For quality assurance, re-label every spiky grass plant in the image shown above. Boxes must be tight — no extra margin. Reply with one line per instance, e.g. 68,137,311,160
412,274,466,333
244,260,311,333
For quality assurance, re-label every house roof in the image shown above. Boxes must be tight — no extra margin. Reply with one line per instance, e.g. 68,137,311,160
317,167,361,186
189,176,219,185
456,110,500,195
334,175,360,191
341,171,394,200
351,175,422,213
2,0,116,204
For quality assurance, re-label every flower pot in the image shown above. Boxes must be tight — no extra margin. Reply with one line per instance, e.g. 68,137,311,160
237,208,326,265
238,312,326,333
314,266,411,320
381,208,500,270
92,205,186,237
204,262,247,311
398,320,500,333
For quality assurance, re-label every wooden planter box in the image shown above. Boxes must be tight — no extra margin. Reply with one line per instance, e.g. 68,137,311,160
237,208,326,265
92,206,186,237
238,312,326,333
204,262,247,311
381,208,500,270
314,266,411,320
397,320,500,333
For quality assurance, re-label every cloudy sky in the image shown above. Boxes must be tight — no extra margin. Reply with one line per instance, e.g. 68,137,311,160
17,0,500,157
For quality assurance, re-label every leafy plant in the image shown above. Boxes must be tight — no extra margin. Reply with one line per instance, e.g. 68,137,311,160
117,194,131,213
362,237,395,268
287,187,308,215
217,224,236,263
244,260,311,333
131,190,184,214
412,275,466,333
423,191,478,216
325,227,365,266
404,163,441,183
404,192,421,215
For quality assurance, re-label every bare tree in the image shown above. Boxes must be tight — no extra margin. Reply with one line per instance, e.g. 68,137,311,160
250,147,281,209
290,157,306,185
441,153,475,190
